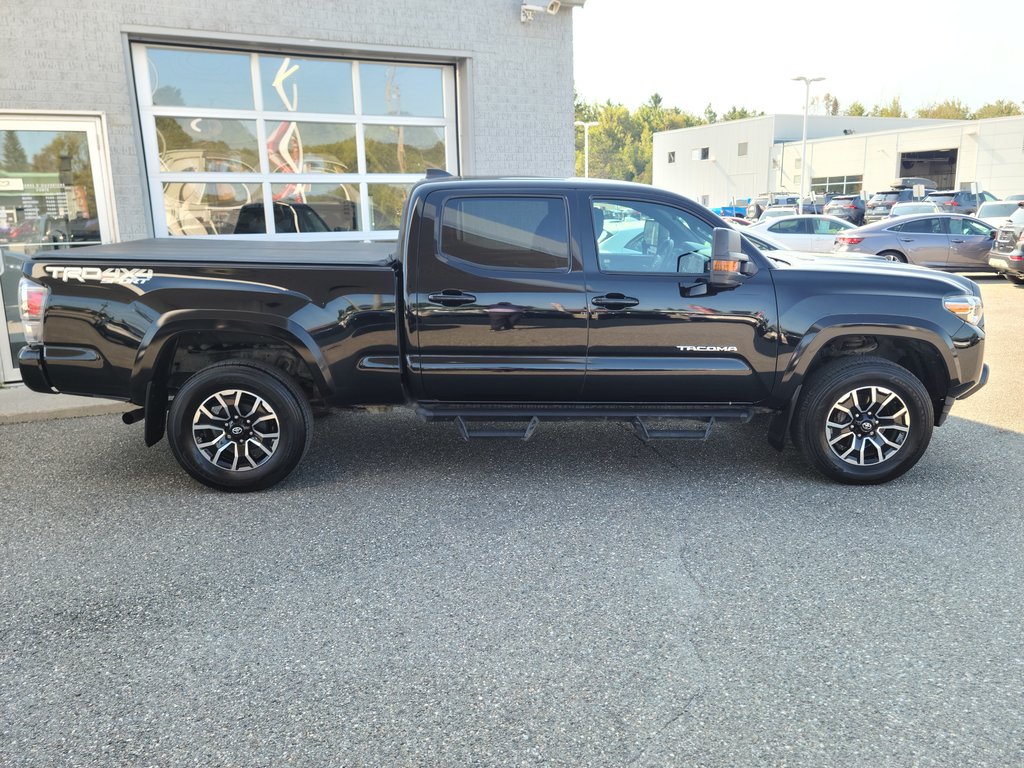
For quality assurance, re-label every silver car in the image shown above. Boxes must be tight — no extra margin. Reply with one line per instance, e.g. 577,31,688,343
833,214,998,270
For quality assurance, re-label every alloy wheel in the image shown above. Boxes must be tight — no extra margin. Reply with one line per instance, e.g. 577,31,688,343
192,389,280,472
824,385,910,466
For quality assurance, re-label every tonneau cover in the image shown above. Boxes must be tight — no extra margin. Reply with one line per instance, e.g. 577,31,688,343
37,238,397,266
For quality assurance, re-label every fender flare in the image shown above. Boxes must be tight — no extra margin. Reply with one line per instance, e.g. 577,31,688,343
128,309,334,405
776,316,961,402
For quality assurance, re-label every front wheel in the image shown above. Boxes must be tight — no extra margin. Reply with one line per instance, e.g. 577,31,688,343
878,250,907,264
792,356,934,484
167,361,313,491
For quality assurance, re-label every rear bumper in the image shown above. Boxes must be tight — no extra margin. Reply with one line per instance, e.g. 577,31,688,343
17,346,55,393
988,250,1024,276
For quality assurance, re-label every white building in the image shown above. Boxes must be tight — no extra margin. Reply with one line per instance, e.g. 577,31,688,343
0,0,586,384
649,114,1024,208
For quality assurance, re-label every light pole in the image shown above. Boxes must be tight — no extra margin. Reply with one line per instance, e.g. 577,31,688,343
792,76,824,214
574,120,598,178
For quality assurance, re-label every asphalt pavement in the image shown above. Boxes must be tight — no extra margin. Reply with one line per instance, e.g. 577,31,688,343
1,277,1022,767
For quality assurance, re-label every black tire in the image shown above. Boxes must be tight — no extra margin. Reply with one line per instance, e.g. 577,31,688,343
167,361,313,491
878,250,907,264
792,356,933,485
1004,273,1024,286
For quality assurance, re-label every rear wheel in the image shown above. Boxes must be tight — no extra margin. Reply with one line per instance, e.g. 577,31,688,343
792,356,933,484
878,250,907,263
1004,273,1024,285
167,361,313,491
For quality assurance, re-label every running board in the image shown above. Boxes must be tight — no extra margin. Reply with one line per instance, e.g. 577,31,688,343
416,404,754,442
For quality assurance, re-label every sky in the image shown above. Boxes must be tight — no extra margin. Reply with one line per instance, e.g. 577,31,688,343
572,1,1018,116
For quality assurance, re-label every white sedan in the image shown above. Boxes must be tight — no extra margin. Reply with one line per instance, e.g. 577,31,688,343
748,214,856,253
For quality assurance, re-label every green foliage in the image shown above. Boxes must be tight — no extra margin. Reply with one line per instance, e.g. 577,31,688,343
2,131,30,172
869,97,906,118
822,93,840,116
845,101,866,116
915,99,970,120
973,100,1023,119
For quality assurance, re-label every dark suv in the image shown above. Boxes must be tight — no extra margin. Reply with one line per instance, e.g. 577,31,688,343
864,189,931,223
823,194,866,225
987,202,1024,284
926,189,998,216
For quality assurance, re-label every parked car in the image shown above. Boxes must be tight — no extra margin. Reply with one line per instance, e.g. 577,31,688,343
1003,194,1024,201
748,214,855,253
887,202,942,218
834,214,997,270
757,206,799,221
865,188,934,223
976,200,1021,228
925,189,998,216
987,202,1024,284
746,194,799,221
737,226,886,264
823,195,866,225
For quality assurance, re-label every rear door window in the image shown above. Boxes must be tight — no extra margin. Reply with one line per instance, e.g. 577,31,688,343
768,219,807,234
892,217,946,234
440,196,570,271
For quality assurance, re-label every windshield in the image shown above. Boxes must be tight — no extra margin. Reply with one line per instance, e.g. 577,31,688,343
927,193,956,204
1009,206,1024,225
979,202,1019,218
870,192,902,203
891,203,936,215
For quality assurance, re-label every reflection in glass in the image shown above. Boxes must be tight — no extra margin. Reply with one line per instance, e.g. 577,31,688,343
164,182,263,236
148,48,254,110
368,184,412,231
360,64,444,117
156,117,259,172
1,128,103,363
259,56,354,114
266,122,356,175
272,184,360,232
364,126,445,174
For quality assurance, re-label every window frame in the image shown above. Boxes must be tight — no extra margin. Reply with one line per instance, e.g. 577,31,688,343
131,42,458,241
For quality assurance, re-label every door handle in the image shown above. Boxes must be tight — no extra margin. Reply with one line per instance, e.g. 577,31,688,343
428,290,477,307
950,238,965,243
899,238,914,242
592,293,640,309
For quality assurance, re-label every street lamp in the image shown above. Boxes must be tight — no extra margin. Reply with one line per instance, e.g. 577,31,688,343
574,120,598,178
792,76,824,214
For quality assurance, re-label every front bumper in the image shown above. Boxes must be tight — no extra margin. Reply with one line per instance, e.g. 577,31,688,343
17,346,55,393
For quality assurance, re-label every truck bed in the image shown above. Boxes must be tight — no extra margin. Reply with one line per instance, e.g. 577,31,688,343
44,238,397,266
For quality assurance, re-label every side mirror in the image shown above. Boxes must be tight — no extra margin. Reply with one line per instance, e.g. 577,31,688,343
708,227,749,289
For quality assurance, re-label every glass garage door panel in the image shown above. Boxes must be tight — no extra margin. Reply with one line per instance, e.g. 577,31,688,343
0,124,109,383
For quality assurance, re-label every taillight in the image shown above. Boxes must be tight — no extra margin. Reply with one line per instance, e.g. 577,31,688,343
838,236,864,245
947,201,959,206
845,204,857,209
18,277,48,345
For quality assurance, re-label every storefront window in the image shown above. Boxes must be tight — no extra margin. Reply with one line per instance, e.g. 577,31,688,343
133,44,457,238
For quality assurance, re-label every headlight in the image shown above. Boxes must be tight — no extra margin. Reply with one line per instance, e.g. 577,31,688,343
943,294,983,326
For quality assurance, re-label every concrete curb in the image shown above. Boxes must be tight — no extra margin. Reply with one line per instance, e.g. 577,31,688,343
0,387,131,425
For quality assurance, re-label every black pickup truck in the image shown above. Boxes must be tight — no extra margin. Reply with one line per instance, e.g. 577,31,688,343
17,177,988,490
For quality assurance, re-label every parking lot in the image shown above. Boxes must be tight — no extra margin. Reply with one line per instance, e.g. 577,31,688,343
1,277,1022,766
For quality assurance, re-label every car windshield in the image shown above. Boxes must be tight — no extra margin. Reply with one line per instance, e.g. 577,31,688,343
979,202,1019,218
1009,206,1024,224
927,194,956,204
871,192,902,202
891,203,936,215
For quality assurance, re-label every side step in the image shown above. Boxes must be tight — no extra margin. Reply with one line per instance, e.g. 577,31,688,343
416,404,754,443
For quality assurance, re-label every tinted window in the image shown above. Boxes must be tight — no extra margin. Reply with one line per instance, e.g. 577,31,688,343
871,192,903,203
440,197,569,270
892,217,945,234
814,218,851,234
768,219,806,234
927,193,956,204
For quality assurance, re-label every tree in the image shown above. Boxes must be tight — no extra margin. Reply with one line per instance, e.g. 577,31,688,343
703,103,717,124
869,97,906,118
973,100,1023,119
721,106,761,122
822,93,840,116
845,101,866,116
915,99,970,120
2,130,29,172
